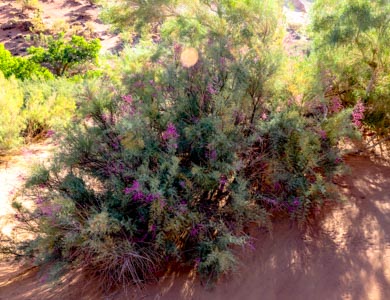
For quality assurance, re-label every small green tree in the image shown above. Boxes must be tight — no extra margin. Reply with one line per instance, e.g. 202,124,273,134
0,44,52,80
28,34,101,76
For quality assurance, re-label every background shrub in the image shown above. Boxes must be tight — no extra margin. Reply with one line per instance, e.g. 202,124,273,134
28,34,101,76
310,0,390,137
0,72,24,151
0,44,53,80
21,78,77,140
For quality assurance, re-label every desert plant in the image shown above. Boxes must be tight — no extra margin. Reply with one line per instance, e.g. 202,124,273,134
310,0,390,137
3,0,363,290
21,78,77,140
0,44,53,80
28,34,101,76
18,0,41,12
0,72,24,151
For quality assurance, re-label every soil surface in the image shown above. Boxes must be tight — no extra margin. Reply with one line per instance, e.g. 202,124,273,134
0,153,389,300
0,0,120,55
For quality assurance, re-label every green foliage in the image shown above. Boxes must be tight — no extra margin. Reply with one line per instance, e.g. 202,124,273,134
0,72,77,149
28,34,101,76
310,0,390,135
0,44,53,80
21,78,77,139
0,72,24,151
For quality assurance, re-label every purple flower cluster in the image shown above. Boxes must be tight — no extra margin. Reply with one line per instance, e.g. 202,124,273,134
190,224,203,237
207,83,217,95
124,180,141,195
287,197,301,213
206,144,217,161
105,161,125,176
219,176,228,190
162,123,179,141
124,180,159,204
162,123,179,150
122,94,133,103
352,100,366,127
330,97,343,113
318,129,327,140
40,204,61,217
121,94,137,116
46,130,55,138
263,197,278,206
273,182,282,192
292,197,300,206
173,43,182,55
35,196,44,205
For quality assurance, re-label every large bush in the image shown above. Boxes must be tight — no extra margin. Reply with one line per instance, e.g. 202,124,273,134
5,0,361,289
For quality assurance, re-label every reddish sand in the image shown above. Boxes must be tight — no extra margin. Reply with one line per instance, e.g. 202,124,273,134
0,0,120,54
0,154,389,299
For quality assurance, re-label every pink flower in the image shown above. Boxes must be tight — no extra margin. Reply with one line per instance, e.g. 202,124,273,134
207,83,217,95
35,197,44,205
162,123,179,150
122,94,133,104
273,182,282,192
144,193,159,203
173,43,182,55
318,130,327,140
352,100,365,127
330,97,343,113
40,204,61,216
124,180,140,195
194,257,201,265
246,240,256,251
219,176,227,190
190,224,203,237
46,130,55,138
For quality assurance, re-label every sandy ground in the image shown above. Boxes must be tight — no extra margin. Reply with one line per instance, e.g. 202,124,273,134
0,141,54,238
0,153,389,299
0,0,120,55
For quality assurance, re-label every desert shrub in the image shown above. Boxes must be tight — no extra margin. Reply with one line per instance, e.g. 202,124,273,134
14,77,258,286
28,34,101,76
310,0,390,137
5,0,362,289
0,73,77,148
18,0,41,12
0,72,24,151
0,44,53,80
244,104,358,222
21,78,77,140
29,11,47,34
